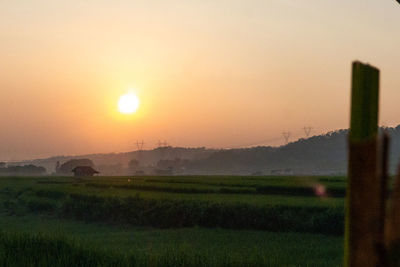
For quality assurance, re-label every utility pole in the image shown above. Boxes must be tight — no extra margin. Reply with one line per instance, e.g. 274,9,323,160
282,132,291,144
303,126,312,137
136,140,145,162
136,140,145,151
157,140,168,148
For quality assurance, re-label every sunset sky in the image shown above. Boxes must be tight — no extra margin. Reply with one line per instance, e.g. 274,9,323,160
1,0,400,161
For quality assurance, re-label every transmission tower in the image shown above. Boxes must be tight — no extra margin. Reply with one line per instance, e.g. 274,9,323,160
157,140,168,148
303,126,312,137
282,132,291,144
134,140,145,165
136,140,145,151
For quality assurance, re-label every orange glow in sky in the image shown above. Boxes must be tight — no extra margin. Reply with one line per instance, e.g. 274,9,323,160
1,0,400,160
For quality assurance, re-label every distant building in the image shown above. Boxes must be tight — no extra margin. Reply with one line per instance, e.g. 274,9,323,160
71,166,99,177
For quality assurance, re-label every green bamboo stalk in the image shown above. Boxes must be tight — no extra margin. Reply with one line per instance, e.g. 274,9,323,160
345,61,380,267
349,62,379,142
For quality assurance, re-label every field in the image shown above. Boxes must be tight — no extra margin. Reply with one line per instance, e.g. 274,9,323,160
0,175,345,266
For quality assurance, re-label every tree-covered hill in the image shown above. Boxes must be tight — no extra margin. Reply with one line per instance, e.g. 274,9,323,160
10,125,400,175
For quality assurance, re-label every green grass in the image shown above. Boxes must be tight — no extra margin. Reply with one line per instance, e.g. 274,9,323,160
0,176,345,207
0,175,346,266
0,215,343,266
0,185,344,234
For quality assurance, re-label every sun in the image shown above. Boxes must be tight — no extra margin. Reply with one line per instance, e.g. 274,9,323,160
118,93,140,114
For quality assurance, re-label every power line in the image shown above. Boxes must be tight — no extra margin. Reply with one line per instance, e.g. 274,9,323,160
149,126,316,150
224,136,283,149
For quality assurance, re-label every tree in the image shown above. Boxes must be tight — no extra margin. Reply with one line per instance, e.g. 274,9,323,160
0,164,46,175
128,159,140,170
128,159,141,175
55,161,60,172
57,159,95,175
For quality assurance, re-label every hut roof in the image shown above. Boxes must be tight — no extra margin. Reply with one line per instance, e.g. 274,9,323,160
71,166,99,174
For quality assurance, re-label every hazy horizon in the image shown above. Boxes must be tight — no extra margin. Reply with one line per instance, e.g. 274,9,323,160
1,0,400,161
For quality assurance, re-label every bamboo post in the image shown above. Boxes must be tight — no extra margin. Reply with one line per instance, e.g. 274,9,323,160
385,165,400,259
379,132,390,243
377,132,390,266
345,61,380,267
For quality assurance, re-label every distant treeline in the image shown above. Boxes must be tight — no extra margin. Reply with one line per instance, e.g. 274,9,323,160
0,164,46,176
11,125,400,175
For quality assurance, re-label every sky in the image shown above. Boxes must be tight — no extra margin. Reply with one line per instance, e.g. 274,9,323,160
1,0,400,161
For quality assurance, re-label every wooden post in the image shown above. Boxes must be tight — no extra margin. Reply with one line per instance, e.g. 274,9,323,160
345,61,380,267
379,132,389,244
377,132,390,266
385,165,400,254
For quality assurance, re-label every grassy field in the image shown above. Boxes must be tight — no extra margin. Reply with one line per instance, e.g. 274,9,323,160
0,175,345,266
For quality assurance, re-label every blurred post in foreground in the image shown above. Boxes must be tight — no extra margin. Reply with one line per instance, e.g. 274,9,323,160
345,61,380,267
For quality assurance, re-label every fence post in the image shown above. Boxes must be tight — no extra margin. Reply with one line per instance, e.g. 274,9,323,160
345,61,380,267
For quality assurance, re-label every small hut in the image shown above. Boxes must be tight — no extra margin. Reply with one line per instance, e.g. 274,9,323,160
71,166,99,177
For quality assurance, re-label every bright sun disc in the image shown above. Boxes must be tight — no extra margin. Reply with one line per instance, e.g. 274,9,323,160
118,93,140,114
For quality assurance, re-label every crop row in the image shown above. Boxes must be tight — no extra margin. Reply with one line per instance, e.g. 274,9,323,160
1,187,345,235
58,193,344,235
84,182,346,198
0,232,247,267
0,230,344,267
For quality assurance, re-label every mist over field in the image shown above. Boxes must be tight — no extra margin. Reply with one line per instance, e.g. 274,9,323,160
6,125,400,176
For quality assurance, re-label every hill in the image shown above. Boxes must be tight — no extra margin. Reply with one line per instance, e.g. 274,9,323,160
9,125,400,175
